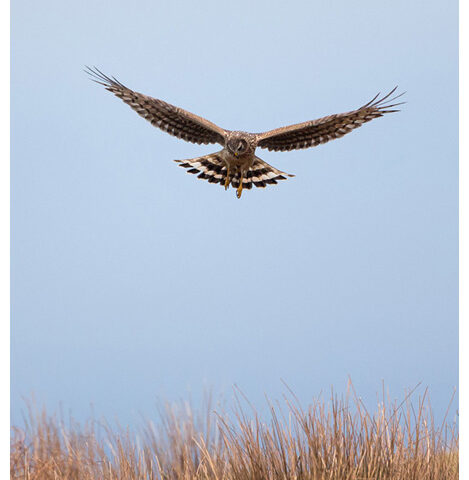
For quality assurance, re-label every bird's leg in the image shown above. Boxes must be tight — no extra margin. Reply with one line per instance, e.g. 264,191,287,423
236,172,244,199
224,166,231,190
225,165,230,190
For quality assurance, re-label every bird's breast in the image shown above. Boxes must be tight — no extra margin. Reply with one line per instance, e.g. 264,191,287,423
231,152,255,169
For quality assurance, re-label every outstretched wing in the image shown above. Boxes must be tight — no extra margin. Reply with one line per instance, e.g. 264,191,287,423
256,88,404,152
86,67,227,146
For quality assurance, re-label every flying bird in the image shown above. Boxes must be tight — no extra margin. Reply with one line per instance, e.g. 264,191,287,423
86,67,404,199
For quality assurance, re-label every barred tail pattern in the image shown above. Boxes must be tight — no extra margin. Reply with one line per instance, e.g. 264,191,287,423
175,154,294,192
245,156,295,189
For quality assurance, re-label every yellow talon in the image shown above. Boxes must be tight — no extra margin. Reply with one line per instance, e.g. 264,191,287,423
236,177,244,199
224,167,231,190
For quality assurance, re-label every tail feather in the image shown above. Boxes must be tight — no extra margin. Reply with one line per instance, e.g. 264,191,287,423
247,156,294,189
175,152,226,186
175,153,294,193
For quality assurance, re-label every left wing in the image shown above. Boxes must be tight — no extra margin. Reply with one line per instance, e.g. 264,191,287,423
85,67,227,146
256,88,404,152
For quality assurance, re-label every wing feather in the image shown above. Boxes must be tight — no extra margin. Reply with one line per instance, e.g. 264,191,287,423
256,88,404,152
86,67,227,146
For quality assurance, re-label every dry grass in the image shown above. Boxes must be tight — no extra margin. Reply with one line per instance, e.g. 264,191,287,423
11,384,458,480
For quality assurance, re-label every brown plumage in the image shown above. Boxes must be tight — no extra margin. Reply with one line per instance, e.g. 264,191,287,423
86,67,404,198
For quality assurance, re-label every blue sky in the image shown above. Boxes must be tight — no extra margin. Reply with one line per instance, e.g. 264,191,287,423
11,0,458,425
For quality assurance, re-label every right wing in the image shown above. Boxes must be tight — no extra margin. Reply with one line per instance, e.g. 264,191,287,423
256,88,404,152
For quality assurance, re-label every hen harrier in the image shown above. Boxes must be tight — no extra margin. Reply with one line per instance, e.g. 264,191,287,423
86,67,404,198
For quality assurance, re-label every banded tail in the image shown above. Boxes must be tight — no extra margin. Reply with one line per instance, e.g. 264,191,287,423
175,152,294,195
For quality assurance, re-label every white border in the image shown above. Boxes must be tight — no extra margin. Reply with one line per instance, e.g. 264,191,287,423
460,0,465,477
2,0,10,475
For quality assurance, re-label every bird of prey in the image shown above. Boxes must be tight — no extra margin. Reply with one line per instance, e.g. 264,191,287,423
86,67,404,199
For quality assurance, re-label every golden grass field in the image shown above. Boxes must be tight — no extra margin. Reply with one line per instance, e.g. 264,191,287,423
11,385,458,480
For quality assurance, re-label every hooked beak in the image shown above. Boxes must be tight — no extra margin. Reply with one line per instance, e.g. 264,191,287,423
234,152,238,157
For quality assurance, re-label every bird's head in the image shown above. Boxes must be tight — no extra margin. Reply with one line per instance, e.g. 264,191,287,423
227,135,249,157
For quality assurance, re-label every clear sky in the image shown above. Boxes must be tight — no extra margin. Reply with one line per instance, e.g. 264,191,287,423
11,0,458,425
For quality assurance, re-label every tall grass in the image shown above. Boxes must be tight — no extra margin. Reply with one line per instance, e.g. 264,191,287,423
11,385,458,479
